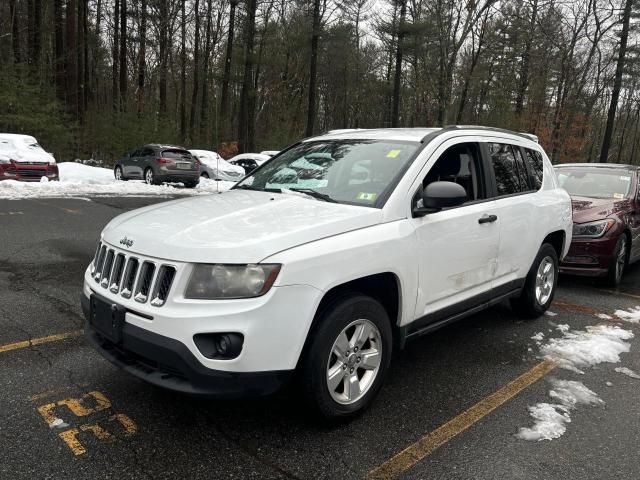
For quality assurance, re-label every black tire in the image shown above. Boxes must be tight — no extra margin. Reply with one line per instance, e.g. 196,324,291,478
144,168,158,185
604,234,628,287
300,294,392,420
184,180,199,189
114,165,127,181
510,243,558,319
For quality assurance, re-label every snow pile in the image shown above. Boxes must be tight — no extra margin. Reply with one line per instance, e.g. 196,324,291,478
614,367,640,379
0,162,236,199
540,325,634,374
516,379,603,441
596,313,613,320
614,307,640,324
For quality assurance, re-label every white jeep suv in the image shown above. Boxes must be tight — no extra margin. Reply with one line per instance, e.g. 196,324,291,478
82,126,572,418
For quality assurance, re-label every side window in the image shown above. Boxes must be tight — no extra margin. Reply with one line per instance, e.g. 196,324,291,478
487,143,528,196
513,148,531,191
141,148,154,157
422,143,484,202
524,148,544,190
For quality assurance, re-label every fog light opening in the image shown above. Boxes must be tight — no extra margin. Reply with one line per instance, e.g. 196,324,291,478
194,332,244,360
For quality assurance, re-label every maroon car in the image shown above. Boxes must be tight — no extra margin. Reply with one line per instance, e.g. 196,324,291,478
556,163,640,286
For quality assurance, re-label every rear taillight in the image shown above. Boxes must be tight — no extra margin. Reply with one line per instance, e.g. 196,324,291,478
157,158,172,164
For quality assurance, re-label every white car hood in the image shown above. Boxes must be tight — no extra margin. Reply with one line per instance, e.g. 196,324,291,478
101,190,382,263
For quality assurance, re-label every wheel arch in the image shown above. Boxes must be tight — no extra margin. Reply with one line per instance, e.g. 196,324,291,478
296,272,402,369
542,230,566,260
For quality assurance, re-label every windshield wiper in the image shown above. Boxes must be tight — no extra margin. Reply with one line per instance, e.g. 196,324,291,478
288,188,338,203
234,184,262,191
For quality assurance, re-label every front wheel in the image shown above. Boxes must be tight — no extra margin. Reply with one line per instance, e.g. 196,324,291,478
114,165,126,181
510,243,558,319
144,168,158,185
300,294,392,420
604,234,628,287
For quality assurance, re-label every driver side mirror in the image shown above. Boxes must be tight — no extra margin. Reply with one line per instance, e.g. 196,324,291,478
413,181,467,217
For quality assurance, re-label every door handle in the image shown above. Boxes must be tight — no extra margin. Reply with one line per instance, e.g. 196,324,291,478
478,214,498,224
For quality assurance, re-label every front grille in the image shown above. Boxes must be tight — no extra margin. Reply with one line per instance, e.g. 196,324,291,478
17,169,46,177
91,242,177,307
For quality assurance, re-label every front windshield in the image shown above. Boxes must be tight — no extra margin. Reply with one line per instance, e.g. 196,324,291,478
234,140,420,207
557,168,633,199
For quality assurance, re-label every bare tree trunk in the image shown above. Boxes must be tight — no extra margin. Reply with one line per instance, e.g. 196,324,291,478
54,0,65,97
180,0,186,141
27,0,34,64
77,0,85,118
238,0,257,151
112,0,120,110
391,0,407,127
66,0,78,117
305,0,322,136
599,0,633,163
119,0,128,109
137,0,147,116
515,0,538,117
9,0,21,63
158,0,167,115
199,0,217,142
219,0,238,138
189,0,201,140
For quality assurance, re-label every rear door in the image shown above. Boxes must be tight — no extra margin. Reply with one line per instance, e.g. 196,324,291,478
123,149,141,176
483,142,538,291
136,147,155,177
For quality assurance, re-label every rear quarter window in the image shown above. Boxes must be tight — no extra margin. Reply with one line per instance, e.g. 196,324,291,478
162,150,192,159
488,143,529,196
524,149,544,190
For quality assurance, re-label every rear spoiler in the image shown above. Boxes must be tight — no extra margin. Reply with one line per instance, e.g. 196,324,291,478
519,133,538,143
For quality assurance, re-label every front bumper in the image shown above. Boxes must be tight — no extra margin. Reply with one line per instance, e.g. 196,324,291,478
0,162,59,181
82,294,293,397
559,235,618,277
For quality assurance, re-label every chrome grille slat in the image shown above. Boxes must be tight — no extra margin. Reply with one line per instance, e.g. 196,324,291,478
100,250,115,287
121,258,139,298
109,254,126,293
134,262,156,303
150,266,176,307
94,245,107,282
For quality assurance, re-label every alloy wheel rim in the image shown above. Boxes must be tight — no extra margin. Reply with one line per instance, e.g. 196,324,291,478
146,170,153,184
326,319,382,405
616,238,627,282
535,256,555,305
115,168,122,180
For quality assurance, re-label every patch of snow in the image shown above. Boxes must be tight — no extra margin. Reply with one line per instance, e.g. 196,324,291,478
545,311,558,317
614,367,640,379
0,162,236,199
516,379,603,441
49,418,69,429
606,381,613,387
539,325,634,374
555,324,570,333
531,332,545,342
596,313,613,320
614,307,640,324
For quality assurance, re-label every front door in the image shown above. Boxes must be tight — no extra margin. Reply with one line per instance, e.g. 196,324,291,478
412,141,500,319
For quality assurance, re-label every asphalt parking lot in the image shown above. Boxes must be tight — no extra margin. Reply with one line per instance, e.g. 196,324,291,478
2,196,640,479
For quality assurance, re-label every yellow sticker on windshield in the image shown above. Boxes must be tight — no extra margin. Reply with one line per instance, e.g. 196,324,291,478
357,192,377,201
386,149,402,158
614,193,624,199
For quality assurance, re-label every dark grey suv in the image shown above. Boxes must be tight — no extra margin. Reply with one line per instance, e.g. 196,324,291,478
114,144,200,188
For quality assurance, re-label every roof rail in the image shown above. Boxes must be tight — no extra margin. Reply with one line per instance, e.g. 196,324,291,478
436,125,538,142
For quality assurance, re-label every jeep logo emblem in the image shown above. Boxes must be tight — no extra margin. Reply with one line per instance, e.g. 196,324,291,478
120,236,134,248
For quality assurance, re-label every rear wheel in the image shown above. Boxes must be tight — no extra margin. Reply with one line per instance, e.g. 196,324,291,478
201,172,209,179
604,235,628,287
510,243,558,319
300,294,392,420
184,180,199,189
114,165,126,181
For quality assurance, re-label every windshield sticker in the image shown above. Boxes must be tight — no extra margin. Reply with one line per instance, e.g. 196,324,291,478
386,149,402,158
620,176,631,181
614,193,624,199
357,192,377,202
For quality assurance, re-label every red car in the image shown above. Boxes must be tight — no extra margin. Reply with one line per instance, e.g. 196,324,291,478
556,163,640,286
0,134,59,182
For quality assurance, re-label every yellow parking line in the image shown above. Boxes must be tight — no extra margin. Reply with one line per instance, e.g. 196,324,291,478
0,330,83,354
367,360,556,480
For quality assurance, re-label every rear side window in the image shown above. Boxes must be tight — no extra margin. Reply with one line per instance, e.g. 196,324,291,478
162,149,191,159
524,149,544,190
487,143,530,196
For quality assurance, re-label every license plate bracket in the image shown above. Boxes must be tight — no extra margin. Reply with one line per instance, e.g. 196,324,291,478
176,163,190,170
90,295,126,344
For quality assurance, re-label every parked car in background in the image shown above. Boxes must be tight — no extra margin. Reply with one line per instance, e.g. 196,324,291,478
189,149,245,182
556,163,640,286
260,150,280,157
114,144,200,188
228,153,271,174
83,126,571,419
0,134,58,182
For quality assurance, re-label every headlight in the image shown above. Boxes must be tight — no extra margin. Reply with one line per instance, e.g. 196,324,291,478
185,264,281,299
572,219,616,238
0,158,11,165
